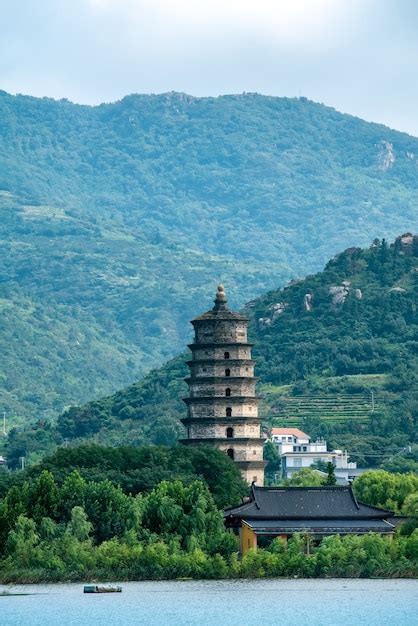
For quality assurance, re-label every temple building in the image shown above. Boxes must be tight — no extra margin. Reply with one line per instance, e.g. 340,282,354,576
225,484,397,554
181,285,265,485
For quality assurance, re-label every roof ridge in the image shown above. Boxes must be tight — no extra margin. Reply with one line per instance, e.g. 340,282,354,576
253,485,349,491
349,484,360,510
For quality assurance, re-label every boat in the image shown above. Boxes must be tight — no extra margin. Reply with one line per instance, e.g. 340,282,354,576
83,585,122,593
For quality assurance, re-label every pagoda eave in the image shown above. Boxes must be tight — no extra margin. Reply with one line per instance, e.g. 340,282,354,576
179,437,266,445
187,343,254,349
183,396,261,405
186,359,255,366
181,417,261,425
185,376,259,383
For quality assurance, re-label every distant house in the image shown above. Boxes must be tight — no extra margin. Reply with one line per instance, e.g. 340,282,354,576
270,427,357,483
224,484,396,554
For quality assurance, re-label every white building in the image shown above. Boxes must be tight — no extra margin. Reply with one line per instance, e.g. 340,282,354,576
270,427,357,484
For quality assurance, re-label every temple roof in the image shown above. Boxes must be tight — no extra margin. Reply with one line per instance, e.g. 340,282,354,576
224,485,393,520
244,518,394,533
192,285,248,322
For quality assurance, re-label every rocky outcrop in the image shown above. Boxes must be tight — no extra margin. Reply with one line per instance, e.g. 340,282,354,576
376,140,395,170
328,281,363,307
303,293,313,312
395,232,417,255
258,302,288,328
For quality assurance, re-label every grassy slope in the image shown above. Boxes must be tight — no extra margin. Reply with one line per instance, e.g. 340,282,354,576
1,92,418,421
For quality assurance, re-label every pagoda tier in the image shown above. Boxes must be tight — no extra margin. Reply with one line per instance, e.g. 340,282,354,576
180,285,265,485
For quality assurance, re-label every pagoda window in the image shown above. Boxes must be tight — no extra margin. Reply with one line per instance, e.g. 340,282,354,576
225,368,231,377
227,448,234,460
226,427,234,438
226,407,232,417
224,351,230,359
225,388,231,397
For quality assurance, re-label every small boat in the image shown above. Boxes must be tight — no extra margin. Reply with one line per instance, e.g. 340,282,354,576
83,585,122,593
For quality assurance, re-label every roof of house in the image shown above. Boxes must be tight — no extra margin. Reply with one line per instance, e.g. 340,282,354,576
224,485,393,520
271,428,309,438
243,518,394,534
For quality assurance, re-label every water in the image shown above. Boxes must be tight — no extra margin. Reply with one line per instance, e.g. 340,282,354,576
1,579,417,626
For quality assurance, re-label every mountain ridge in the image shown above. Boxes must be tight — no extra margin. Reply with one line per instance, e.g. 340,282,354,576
1,91,417,421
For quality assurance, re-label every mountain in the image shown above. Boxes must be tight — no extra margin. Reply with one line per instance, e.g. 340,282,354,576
1,91,418,421
4,235,417,467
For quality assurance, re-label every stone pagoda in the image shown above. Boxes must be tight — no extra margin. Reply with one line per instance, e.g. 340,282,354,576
181,285,265,485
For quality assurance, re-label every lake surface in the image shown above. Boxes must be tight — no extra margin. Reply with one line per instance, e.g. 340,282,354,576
1,579,417,626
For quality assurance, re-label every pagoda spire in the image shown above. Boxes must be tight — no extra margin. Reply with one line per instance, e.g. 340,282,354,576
213,284,228,311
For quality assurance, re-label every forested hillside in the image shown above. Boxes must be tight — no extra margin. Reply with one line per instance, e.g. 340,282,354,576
1,91,418,420
4,235,417,467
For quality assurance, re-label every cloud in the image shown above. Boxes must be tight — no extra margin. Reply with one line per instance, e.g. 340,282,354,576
0,0,417,135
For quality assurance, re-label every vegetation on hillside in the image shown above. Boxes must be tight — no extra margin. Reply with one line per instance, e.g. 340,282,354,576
1,91,418,420
6,235,415,467
0,458,417,582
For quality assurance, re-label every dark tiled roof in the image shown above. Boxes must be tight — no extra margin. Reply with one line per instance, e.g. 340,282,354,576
224,485,393,520
245,518,394,533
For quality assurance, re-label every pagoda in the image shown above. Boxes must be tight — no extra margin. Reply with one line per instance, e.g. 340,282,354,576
181,285,265,485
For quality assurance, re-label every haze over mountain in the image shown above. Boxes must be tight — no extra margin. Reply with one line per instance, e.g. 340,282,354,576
1,90,417,421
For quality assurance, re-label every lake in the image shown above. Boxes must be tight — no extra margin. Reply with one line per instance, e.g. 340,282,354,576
1,579,417,625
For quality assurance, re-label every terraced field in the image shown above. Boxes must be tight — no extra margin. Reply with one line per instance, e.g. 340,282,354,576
262,392,378,427
259,375,386,428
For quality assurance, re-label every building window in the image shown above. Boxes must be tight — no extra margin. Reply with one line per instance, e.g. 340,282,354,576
303,446,307,452
227,448,234,460
225,368,231,377
224,351,230,359
226,427,234,438
253,450,257,455
253,476,257,482
225,388,231,396
226,407,232,417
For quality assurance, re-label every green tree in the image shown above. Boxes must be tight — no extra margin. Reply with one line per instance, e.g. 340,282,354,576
263,441,281,484
325,462,337,486
66,506,92,541
282,468,325,487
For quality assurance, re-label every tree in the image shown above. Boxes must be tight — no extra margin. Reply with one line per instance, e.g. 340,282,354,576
263,441,281,484
83,480,137,543
66,506,92,541
325,462,337,486
28,471,59,524
138,480,226,552
282,468,325,487
353,470,418,513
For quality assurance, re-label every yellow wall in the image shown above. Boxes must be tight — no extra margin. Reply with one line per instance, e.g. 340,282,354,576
240,522,257,554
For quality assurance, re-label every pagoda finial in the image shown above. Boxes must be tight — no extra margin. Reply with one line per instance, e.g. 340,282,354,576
214,284,227,310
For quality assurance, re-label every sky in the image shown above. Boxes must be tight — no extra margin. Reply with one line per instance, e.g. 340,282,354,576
1,0,418,135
